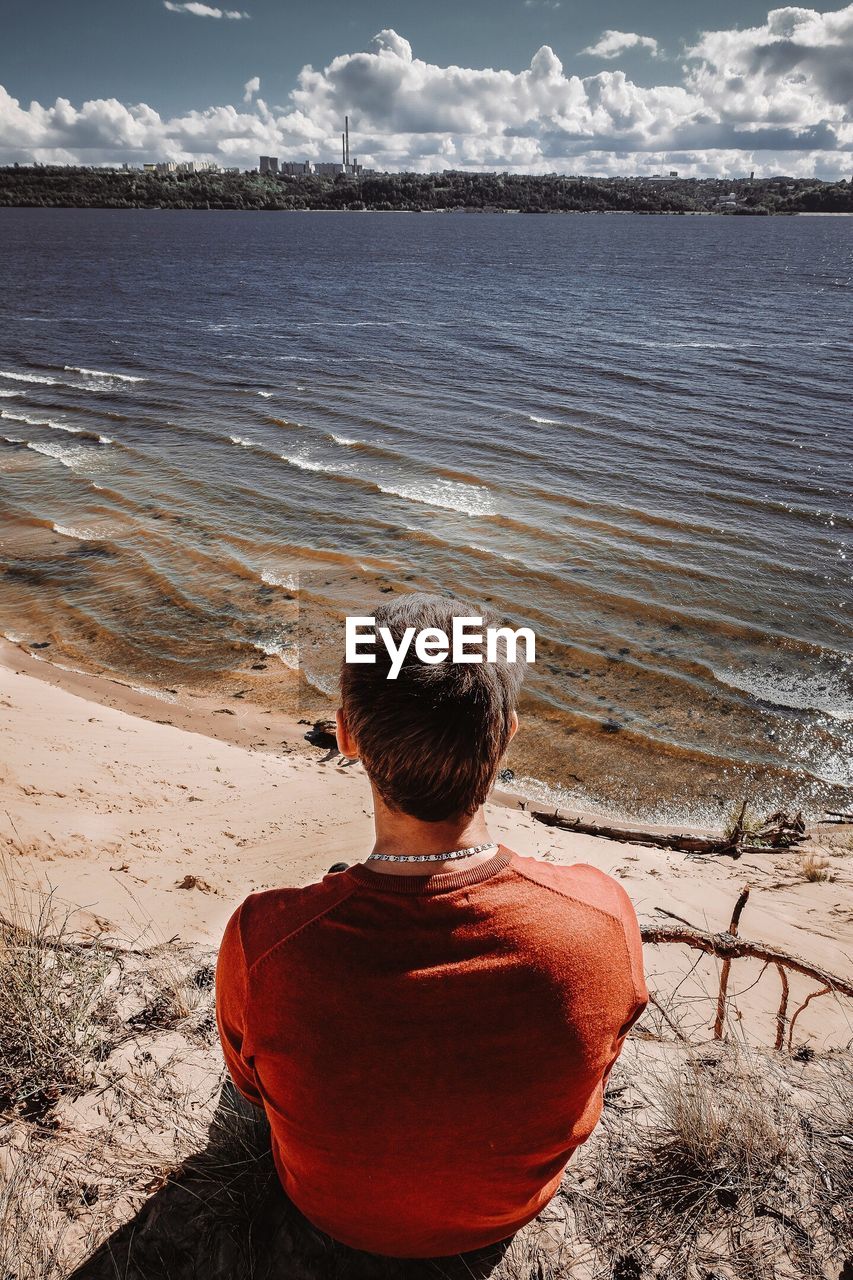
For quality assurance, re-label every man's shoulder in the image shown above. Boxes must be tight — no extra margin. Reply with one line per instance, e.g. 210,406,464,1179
229,873,355,970
507,852,637,928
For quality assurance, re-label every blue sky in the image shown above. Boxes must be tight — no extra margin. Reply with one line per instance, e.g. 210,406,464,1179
2,1,852,176
4,0,782,113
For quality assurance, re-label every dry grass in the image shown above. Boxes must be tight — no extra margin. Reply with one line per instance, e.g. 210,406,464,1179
722,801,766,845
0,860,851,1280
0,856,117,1119
561,1038,852,1280
800,853,832,883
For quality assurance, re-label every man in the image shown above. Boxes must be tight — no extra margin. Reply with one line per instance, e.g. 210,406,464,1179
216,593,647,1260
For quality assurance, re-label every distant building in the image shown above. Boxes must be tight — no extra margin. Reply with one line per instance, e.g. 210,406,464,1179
259,155,279,175
143,163,157,173
669,170,678,178
280,161,314,176
155,161,177,175
314,162,346,177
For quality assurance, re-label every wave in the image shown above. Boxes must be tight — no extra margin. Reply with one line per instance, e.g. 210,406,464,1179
230,435,259,448
282,452,342,474
2,410,114,445
330,434,359,446
257,391,273,399
2,409,68,428
528,415,560,425
0,370,56,384
126,683,177,703
52,523,103,541
253,637,299,668
64,366,146,383
712,662,853,722
260,570,299,590
377,478,497,517
302,668,337,697
25,440,86,468
0,390,22,398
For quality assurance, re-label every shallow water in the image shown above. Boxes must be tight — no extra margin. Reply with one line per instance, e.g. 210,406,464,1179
0,208,850,822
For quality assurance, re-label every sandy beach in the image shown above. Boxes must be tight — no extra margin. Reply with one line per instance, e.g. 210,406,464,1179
2,635,851,1051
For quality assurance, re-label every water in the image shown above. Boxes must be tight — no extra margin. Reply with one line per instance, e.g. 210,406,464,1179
0,208,850,824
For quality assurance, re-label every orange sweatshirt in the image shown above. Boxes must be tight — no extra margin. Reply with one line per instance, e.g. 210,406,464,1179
215,846,647,1258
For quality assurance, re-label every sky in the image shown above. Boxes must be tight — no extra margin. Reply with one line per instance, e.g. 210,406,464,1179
1,0,852,177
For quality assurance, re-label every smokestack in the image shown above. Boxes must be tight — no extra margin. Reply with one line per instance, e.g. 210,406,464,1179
342,132,346,166
345,115,350,168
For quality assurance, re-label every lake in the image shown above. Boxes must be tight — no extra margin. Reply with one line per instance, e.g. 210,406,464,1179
0,208,850,823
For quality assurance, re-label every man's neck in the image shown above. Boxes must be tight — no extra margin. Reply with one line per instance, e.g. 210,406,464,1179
366,795,497,877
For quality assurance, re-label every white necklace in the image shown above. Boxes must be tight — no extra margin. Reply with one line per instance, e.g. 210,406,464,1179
366,842,498,864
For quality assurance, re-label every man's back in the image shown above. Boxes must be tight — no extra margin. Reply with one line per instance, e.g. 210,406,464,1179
216,846,647,1258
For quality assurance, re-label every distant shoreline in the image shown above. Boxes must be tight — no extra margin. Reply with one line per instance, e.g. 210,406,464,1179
2,167,850,215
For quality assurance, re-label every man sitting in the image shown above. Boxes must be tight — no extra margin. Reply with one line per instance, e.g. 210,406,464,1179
216,593,647,1260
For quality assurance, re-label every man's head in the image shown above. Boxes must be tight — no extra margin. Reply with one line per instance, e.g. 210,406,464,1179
338,593,526,823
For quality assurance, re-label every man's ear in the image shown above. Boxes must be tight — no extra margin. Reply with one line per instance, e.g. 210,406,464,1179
336,708,359,760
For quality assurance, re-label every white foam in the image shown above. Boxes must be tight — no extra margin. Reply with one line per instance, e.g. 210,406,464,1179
64,366,145,383
0,370,56,384
713,662,853,722
0,390,22,398
52,523,100,541
127,683,177,703
528,415,559,425
230,435,259,448
25,440,86,468
282,452,338,474
303,668,337,697
260,570,298,590
257,391,273,398
330,434,359,446
254,638,299,668
2,410,78,431
378,478,496,517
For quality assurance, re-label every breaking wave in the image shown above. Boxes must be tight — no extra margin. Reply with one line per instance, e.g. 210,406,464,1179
64,366,146,382
0,370,57,384
377,478,497,517
712,662,853,722
260,570,299,590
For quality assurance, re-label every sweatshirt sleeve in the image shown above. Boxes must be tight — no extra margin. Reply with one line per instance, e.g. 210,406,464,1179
215,903,263,1107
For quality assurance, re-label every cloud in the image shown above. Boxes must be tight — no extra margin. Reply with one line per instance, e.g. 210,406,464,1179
581,30,659,59
163,2,249,19
2,5,852,176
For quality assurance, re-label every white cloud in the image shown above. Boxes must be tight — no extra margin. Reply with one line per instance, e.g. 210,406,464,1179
163,2,249,19
581,30,659,59
2,5,851,175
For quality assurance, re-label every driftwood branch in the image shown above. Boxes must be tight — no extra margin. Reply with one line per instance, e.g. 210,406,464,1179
775,964,790,1052
713,886,750,1040
531,807,806,859
642,904,853,1053
640,924,853,1001
788,985,832,1051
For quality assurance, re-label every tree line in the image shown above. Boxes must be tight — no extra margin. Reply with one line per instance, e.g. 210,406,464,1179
1,166,851,214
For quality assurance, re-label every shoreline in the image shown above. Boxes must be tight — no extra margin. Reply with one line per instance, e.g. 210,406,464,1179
0,636,716,840
2,634,852,1053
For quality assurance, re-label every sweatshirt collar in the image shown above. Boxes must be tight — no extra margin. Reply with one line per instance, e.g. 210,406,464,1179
345,847,512,895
